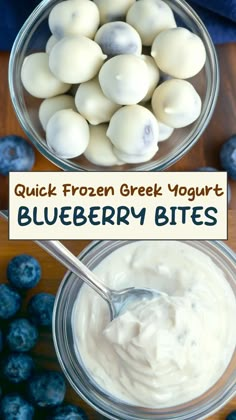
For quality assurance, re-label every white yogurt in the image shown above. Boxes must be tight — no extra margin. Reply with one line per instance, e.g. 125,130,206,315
72,241,236,408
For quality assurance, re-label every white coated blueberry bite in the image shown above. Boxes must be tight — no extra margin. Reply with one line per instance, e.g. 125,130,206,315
151,27,206,79
99,55,149,105
45,35,58,53
93,0,136,24
84,125,124,166
126,0,176,46
158,121,174,141
49,36,106,84
113,144,158,163
152,79,202,128
75,77,120,125
46,109,89,159
140,55,160,102
107,105,159,155
21,53,70,99
39,94,76,130
48,0,100,39
95,21,142,57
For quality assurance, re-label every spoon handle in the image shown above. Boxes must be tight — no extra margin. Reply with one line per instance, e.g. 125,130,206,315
0,210,111,303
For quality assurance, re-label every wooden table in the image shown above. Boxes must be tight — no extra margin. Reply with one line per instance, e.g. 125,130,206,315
0,45,236,209
0,214,235,419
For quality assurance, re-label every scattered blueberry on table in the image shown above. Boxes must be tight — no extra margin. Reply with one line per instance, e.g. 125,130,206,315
27,292,55,326
28,370,66,407
6,318,38,352
49,404,88,419
0,394,35,420
220,135,236,180
227,411,236,420
0,135,35,176
7,254,41,290
2,353,35,383
0,284,22,319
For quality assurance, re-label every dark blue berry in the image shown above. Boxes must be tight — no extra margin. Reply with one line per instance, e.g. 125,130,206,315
220,135,236,180
49,404,88,419
227,411,236,420
0,284,21,319
0,394,34,420
7,254,41,290
196,166,231,204
0,135,35,176
27,293,55,326
2,353,35,383
0,329,3,352
28,370,66,407
6,318,38,352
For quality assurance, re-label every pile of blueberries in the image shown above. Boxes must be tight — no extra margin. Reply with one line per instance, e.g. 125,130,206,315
0,254,88,419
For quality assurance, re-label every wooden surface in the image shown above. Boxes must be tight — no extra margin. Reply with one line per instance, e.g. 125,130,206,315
0,44,236,209
0,214,235,419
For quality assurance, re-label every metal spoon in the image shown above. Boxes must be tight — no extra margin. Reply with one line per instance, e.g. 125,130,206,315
0,210,162,319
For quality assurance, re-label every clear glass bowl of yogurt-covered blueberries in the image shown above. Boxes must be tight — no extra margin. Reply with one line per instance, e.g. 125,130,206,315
53,240,236,420
9,0,219,172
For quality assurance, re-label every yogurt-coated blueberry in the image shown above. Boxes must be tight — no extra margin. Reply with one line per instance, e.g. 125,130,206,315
95,22,142,57
94,0,135,24
107,105,159,156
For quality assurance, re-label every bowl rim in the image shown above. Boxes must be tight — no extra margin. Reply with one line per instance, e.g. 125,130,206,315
8,0,220,172
52,239,236,420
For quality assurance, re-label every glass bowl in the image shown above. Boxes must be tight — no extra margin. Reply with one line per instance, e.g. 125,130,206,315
53,240,236,419
9,0,219,172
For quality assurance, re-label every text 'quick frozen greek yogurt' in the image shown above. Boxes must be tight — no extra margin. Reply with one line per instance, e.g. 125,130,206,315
20,0,207,166
72,241,236,408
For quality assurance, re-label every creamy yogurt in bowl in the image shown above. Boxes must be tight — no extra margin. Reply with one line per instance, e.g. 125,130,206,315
53,240,236,419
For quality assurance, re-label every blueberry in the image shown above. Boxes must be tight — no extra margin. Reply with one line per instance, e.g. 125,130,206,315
2,353,35,384
27,293,55,326
49,404,88,419
0,284,22,319
0,394,34,420
28,370,66,407
95,22,141,56
220,135,236,180
6,318,38,352
0,135,35,176
0,329,3,352
7,254,41,290
227,411,236,420
196,167,231,204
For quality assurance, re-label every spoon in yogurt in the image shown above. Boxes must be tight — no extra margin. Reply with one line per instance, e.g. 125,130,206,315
0,211,163,320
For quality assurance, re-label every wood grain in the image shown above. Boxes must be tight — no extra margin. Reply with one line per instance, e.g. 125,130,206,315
0,44,236,209
0,213,235,419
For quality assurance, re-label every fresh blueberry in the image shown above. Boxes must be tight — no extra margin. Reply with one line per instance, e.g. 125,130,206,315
0,135,35,176
6,318,38,352
227,411,236,420
49,404,88,419
0,394,34,420
2,353,35,384
0,329,3,352
7,254,41,290
196,167,231,204
27,293,55,326
28,370,66,407
0,284,22,319
220,135,236,180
